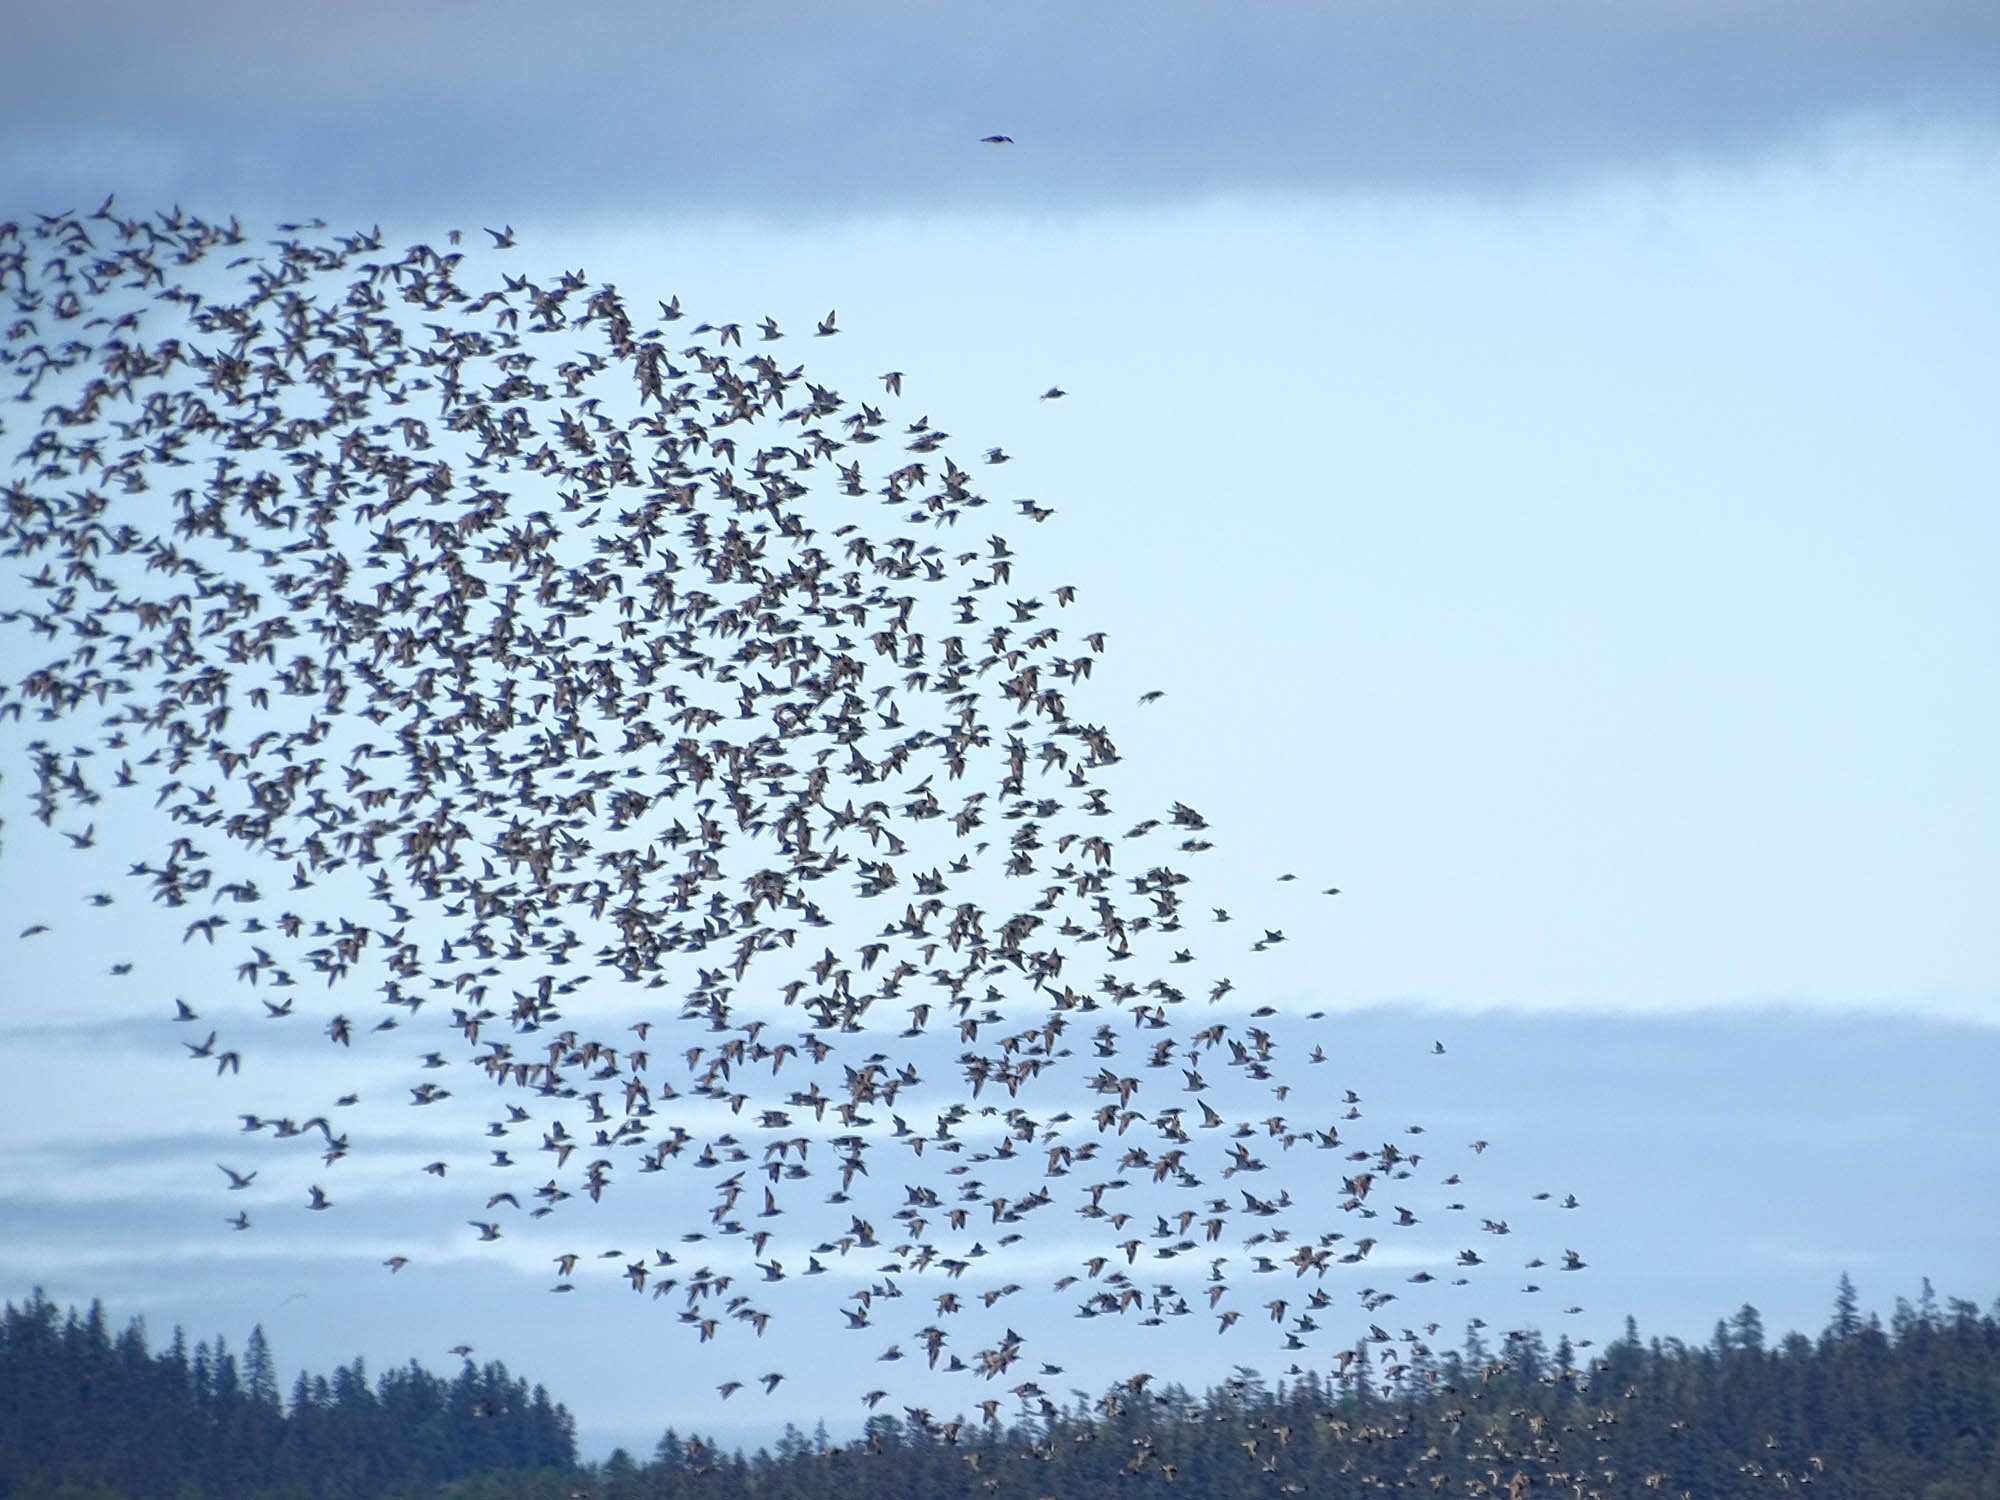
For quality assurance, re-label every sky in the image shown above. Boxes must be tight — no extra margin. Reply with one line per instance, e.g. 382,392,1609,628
3,0,1998,1461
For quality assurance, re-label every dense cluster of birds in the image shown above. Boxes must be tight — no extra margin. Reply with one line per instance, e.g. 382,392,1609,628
1,201,1590,1428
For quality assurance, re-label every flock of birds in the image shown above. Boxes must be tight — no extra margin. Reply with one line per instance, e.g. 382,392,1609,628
1,200,1594,1432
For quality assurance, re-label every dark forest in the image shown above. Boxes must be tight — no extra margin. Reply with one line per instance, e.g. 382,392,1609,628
6,1278,1996,1500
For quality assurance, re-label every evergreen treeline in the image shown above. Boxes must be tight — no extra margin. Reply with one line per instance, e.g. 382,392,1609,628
553,1277,2000,1500
6,1281,1998,1500
0,1289,576,1500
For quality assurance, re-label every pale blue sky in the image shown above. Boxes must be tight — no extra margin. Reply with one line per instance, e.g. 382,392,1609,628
3,2,1997,1458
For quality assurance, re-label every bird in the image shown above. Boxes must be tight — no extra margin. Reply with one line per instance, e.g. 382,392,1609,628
979,135,1014,144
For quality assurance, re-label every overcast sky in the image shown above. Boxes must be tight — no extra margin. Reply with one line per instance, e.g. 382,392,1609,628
3,0,1998,1461
5,0,1999,219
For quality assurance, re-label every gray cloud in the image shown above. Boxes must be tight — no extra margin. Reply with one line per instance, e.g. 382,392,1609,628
3,0,1996,222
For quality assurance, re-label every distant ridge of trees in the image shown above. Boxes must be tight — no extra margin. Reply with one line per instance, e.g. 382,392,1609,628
0,1288,576,1500
567,1276,2000,1500
5,1279,1998,1500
